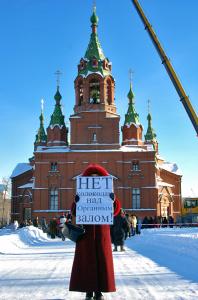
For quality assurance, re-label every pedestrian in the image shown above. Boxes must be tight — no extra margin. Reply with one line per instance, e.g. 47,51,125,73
49,218,57,239
40,217,47,232
69,164,121,300
131,215,137,236
58,214,67,241
33,216,39,227
111,208,128,252
13,220,19,230
125,213,132,238
168,216,174,228
136,217,142,234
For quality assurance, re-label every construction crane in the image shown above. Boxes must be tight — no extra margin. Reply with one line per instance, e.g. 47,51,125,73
131,0,198,135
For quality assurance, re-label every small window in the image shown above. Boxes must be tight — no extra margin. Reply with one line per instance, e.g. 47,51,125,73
50,188,58,210
92,133,97,143
132,188,140,209
78,81,83,105
132,161,139,171
79,59,85,70
92,58,98,68
50,162,57,171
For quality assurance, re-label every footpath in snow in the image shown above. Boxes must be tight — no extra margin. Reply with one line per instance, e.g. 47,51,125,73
0,226,198,300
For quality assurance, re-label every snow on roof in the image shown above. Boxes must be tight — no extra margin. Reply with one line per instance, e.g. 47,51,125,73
160,162,182,176
157,181,174,188
35,145,150,153
18,182,33,189
10,163,33,178
125,122,141,128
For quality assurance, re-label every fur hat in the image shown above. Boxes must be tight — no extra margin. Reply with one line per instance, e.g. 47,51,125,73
82,163,109,176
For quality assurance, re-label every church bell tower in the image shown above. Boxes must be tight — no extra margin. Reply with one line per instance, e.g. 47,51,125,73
70,6,120,150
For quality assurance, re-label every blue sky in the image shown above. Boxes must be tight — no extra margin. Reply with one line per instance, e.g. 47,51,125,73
0,0,197,196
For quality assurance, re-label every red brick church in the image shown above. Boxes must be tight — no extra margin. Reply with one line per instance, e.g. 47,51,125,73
11,8,182,223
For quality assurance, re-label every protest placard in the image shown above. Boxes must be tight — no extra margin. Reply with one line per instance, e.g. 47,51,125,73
76,176,113,224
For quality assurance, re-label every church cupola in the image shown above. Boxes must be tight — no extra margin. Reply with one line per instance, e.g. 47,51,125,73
122,82,143,146
145,102,158,152
74,6,116,114
47,86,68,147
34,99,47,151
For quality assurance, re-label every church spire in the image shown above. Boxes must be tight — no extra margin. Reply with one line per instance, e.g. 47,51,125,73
122,79,143,146
49,86,65,128
78,5,111,77
47,73,68,147
34,99,47,150
144,100,158,152
145,100,157,142
124,82,140,126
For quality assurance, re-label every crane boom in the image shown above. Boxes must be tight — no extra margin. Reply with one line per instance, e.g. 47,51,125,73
131,0,198,135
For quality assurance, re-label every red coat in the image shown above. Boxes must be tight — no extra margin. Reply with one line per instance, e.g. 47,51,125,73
69,199,120,293
69,163,121,293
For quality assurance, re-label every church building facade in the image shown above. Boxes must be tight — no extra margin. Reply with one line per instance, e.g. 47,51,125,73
11,8,182,223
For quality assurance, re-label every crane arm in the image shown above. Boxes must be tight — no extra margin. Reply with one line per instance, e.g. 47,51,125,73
131,0,198,135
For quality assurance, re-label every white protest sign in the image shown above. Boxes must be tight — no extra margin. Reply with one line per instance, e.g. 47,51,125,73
76,176,113,225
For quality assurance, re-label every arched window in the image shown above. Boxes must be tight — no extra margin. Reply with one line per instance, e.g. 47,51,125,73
50,188,58,210
89,79,100,104
78,80,83,105
106,79,112,104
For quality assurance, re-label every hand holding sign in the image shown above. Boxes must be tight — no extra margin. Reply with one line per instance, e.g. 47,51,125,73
109,192,115,201
75,194,80,203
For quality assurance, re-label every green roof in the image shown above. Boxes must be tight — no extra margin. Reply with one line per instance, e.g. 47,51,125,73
124,83,140,125
49,87,66,127
145,113,157,142
78,7,111,77
35,110,47,144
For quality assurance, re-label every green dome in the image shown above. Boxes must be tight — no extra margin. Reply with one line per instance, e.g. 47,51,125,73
54,87,62,103
145,113,157,142
90,7,99,25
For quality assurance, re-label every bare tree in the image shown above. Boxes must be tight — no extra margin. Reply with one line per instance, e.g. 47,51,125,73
1,177,11,226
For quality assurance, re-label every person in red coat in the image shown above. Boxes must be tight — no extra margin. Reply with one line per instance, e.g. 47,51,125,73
69,164,121,300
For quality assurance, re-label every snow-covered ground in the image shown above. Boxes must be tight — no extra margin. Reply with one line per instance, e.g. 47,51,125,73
0,226,198,300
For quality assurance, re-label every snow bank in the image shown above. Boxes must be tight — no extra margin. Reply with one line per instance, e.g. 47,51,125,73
0,226,50,254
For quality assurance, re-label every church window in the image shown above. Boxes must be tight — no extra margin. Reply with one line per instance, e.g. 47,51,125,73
106,79,112,104
132,160,139,171
92,58,98,68
79,59,85,70
92,133,97,143
50,188,58,210
78,81,83,105
132,188,140,209
103,59,109,70
89,79,100,104
50,162,57,171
